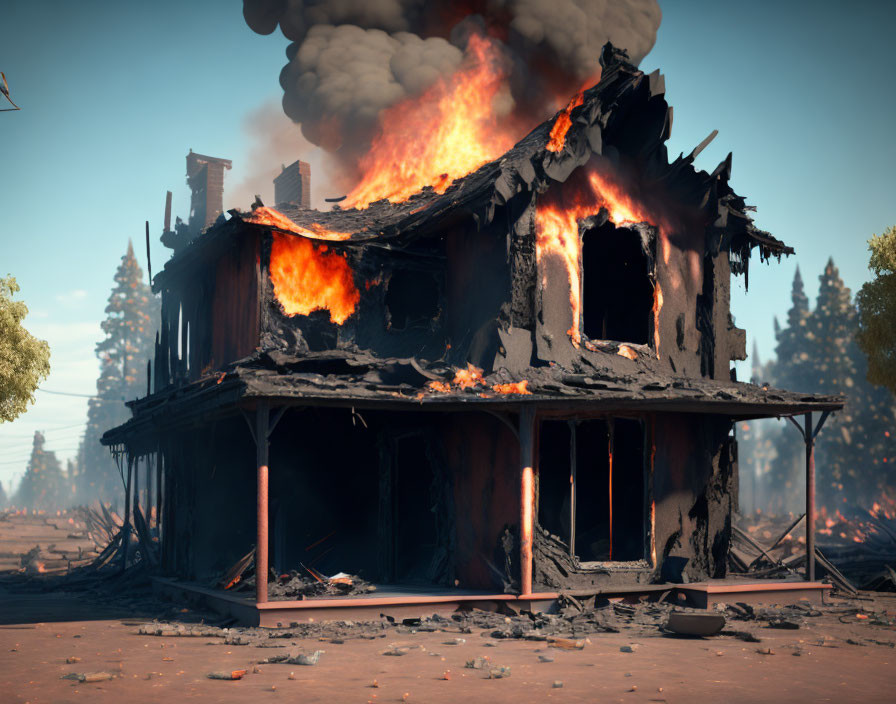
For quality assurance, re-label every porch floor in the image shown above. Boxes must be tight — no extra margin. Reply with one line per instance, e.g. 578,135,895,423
153,576,832,627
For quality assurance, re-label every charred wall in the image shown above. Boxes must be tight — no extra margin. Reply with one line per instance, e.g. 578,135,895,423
162,416,256,581
652,412,735,582
441,413,519,592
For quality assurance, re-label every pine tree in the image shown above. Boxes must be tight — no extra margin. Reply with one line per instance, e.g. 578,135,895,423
763,267,815,511
0,480,7,509
14,431,66,510
77,242,159,504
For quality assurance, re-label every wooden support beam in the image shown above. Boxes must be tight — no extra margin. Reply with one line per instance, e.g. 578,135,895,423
256,402,270,604
519,406,536,596
805,412,815,582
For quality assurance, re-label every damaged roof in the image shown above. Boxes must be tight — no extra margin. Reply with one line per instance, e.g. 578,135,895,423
228,44,790,269
103,345,842,449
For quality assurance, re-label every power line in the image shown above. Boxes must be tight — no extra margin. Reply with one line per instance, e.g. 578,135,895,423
37,388,98,399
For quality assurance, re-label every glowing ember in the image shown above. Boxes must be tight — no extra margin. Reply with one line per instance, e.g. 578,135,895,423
535,168,658,346
617,345,638,361
652,281,663,356
453,363,484,389
269,232,360,324
246,206,353,241
546,91,584,153
343,35,517,210
492,380,531,395
426,363,488,393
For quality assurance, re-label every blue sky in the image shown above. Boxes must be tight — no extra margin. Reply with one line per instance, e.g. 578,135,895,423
1,1,894,492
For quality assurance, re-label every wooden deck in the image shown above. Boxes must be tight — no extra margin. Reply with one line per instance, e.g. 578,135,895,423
153,576,833,627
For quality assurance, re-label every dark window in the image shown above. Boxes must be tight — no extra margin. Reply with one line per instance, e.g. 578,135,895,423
581,222,653,344
385,269,440,330
538,417,645,563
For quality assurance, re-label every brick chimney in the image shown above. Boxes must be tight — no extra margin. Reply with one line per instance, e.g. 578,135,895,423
186,150,232,234
273,160,311,208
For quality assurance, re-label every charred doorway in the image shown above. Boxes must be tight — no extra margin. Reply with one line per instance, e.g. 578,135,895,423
268,408,380,580
394,432,438,581
582,222,653,344
538,417,646,563
379,427,453,586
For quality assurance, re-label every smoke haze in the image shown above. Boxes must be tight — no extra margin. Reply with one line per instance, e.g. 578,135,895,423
243,0,662,165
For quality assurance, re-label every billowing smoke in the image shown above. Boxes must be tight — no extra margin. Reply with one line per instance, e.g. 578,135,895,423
243,0,661,173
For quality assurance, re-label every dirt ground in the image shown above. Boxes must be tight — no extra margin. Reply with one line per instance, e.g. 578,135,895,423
0,586,894,704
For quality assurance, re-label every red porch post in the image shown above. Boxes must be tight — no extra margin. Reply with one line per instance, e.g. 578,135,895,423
256,402,270,604
519,406,536,596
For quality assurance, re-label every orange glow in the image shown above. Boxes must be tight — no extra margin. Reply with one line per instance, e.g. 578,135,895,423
426,363,487,393
546,91,584,153
245,206,353,241
617,345,638,361
269,232,360,324
535,168,659,346
343,35,517,210
652,281,663,356
453,362,484,389
492,380,531,395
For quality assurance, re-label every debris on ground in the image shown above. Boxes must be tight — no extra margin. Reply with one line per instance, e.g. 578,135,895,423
207,669,248,680
61,672,116,683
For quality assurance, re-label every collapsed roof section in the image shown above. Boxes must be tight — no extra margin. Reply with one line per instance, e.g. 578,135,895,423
217,43,790,283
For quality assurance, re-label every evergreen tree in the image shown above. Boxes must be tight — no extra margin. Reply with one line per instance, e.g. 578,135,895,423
0,480,7,509
763,267,815,511
14,431,66,510
77,242,159,503
757,259,896,513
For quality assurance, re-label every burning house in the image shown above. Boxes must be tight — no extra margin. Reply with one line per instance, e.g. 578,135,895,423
103,45,842,622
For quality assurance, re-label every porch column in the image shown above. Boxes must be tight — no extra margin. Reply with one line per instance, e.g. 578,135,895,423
805,412,815,582
519,406,536,596
256,402,270,604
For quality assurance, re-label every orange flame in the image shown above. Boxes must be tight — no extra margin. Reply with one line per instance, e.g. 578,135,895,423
535,168,658,346
492,380,531,395
269,232,360,324
245,206,353,241
343,35,517,210
452,363,484,389
546,91,584,153
652,280,663,357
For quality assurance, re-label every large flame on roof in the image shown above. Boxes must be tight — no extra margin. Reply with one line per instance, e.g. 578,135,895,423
270,232,359,324
343,35,517,210
535,167,660,347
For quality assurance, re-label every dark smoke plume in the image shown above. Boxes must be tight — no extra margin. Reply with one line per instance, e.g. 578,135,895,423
244,0,661,159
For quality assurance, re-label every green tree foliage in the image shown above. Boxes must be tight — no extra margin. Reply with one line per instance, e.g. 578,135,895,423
77,243,159,503
856,226,896,394
0,480,7,509
13,431,68,510
755,261,896,512
0,276,50,422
